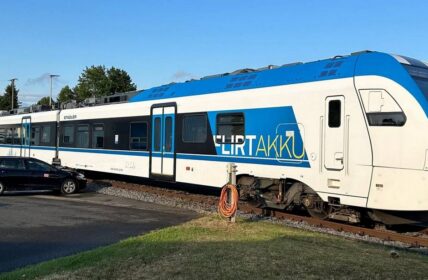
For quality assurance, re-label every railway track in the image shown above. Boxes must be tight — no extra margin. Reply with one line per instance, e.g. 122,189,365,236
238,204,428,248
89,179,428,248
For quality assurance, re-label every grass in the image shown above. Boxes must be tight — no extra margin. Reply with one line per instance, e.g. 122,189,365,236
2,216,428,280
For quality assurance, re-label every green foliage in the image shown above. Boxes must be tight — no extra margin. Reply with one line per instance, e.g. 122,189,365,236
36,96,54,106
57,85,77,104
0,84,19,111
107,67,137,94
74,66,137,101
74,66,111,101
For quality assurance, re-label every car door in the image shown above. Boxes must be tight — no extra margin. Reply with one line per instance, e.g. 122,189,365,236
25,159,62,190
0,158,28,190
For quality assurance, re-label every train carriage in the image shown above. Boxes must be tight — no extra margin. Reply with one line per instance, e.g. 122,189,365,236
1,50,427,225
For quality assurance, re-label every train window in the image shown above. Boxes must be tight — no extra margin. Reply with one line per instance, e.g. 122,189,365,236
13,127,21,145
31,127,40,146
165,117,172,152
63,126,74,144
92,124,104,148
182,114,207,143
360,90,406,127
76,125,89,148
366,112,406,126
6,128,13,144
216,113,245,144
0,128,5,144
154,118,161,151
328,100,341,128
130,122,148,150
41,125,51,144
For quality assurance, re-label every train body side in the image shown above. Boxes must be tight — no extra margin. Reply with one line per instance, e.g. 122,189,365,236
51,74,374,210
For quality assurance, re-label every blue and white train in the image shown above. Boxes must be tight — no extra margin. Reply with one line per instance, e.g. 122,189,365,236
1,51,427,225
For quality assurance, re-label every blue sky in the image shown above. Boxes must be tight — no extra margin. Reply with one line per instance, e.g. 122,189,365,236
0,0,427,106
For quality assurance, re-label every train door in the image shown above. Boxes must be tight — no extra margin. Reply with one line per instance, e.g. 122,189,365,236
150,103,176,180
324,96,345,171
20,116,31,157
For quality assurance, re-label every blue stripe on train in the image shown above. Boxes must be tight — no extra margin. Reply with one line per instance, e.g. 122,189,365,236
0,144,55,151
176,153,310,168
0,144,309,167
58,147,150,156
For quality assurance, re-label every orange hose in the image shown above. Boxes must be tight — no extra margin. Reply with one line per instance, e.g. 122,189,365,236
218,184,239,218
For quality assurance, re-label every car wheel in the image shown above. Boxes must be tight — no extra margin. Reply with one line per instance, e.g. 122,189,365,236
61,179,77,195
0,182,4,195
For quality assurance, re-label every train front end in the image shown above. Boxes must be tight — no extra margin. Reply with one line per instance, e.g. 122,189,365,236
355,53,428,225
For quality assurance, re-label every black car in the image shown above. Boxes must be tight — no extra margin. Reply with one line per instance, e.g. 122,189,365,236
0,157,86,195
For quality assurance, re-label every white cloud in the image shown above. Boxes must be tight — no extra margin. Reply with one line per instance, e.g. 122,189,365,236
171,71,197,82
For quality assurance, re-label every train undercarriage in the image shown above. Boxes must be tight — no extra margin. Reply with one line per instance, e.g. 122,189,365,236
237,176,428,227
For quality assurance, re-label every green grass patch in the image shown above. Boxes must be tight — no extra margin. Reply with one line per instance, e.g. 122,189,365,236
2,216,428,279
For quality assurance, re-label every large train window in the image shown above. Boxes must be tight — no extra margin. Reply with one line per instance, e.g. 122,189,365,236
182,114,207,143
0,128,5,144
328,100,341,128
76,125,89,148
165,117,172,152
31,127,40,146
41,125,51,145
154,118,161,151
6,128,13,144
13,127,21,145
216,113,245,144
92,124,104,149
63,125,74,145
129,122,148,150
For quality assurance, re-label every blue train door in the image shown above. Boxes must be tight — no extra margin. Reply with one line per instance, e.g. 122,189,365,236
150,104,176,180
21,116,31,157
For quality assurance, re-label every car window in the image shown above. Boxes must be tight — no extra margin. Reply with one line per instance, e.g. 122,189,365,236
0,158,26,170
26,160,51,172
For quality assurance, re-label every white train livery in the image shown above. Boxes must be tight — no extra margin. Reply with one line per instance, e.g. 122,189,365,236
1,51,428,225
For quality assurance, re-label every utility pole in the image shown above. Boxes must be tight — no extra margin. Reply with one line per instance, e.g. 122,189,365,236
9,78,17,111
49,74,60,108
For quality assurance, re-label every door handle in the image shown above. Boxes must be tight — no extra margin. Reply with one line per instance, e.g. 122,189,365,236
334,152,344,161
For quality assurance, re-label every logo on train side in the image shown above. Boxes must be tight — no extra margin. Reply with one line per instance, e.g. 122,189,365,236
63,114,77,120
213,131,305,160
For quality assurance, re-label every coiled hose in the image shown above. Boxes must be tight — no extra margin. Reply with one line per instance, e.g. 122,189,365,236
218,184,239,218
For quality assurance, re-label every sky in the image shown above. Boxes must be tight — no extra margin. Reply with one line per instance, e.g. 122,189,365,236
0,0,427,106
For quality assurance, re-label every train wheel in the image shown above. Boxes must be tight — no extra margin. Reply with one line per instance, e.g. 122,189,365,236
303,195,332,220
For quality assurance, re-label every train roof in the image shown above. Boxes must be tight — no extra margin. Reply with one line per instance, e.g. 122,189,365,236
1,50,427,118
129,51,428,103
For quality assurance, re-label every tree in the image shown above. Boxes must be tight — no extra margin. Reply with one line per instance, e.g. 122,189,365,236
74,66,111,101
36,96,53,106
57,85,76,104
74,65,137,101
107,67,137,94
0,84,19,111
